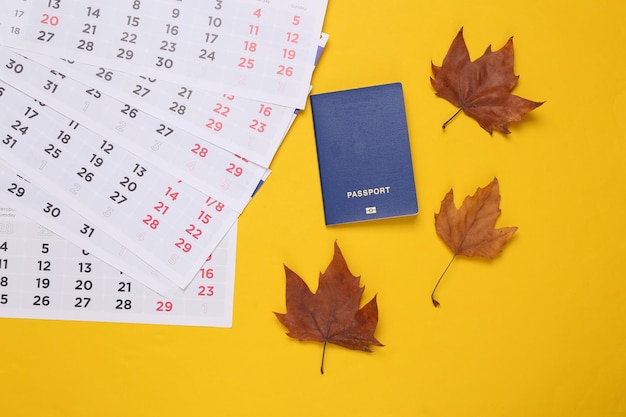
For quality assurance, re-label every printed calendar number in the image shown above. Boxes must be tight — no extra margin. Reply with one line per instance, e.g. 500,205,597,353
33,295,51,306
74,297,91,308
199,267,214,279
115,299,132,310
197,285,214,297
156,300,173,312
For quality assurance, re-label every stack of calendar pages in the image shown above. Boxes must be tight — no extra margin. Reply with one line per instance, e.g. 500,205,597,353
0,0,328,327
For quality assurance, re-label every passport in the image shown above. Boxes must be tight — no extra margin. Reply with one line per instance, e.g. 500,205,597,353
310,83,418,225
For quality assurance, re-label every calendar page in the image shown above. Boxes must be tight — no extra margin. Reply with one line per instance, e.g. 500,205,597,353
0,0,328,109
0,48,271,213
0,0,330,327
0,203,238,327
0,77,241,290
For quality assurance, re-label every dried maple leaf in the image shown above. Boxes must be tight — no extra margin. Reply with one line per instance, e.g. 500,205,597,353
275,242,383,374
431,28,543,134
432,178,518,306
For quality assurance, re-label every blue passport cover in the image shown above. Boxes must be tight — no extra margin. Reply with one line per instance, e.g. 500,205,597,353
310,83,418,225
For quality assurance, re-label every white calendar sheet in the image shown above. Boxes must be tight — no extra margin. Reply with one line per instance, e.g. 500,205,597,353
0,0,329,326
0,203,238,327
0,0,328,109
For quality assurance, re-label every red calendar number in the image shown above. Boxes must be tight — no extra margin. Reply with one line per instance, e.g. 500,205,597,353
198,285,214,296
238,57,255,69
258,104,272,116
41,14,60,26
205,118,223,132
276,65,294,77
225,163,243,177
200,267,214,279
156,300,173,312
249,119,267,133
282,49,297,60
191,143,209,158
204,196,224,212
174,238,192,253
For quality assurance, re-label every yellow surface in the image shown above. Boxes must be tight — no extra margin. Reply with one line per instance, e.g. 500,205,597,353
2,1,626,416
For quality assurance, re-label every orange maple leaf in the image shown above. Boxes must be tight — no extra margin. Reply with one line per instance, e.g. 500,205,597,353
432,178,518,306
275,242,383,374
431,28,543,134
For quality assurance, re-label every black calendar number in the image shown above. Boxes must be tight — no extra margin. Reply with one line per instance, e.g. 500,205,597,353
126,16,140,27
96,68,113,81
168,102,186,115
160,41,177,52
204,33,219,44
156,124,173,136
177,87,193,99
0,294,7,305
1,276,8,286
133,164,147,177
33,295,50,306
36,278,50,288
57,130,71,143
80,224,95,237
117,281,132,292
207,16,222,27
6,59,24,74
77,167,95,182
156,57,173,69
78,263,92,273
77,40,94,51
43,80,59,94
115,299,132,310
119,177,138,191
109,191,128,204
89,154,104,167
120,32,138,44
82,24,97,35
132,84,151,97
199,49,216,61
165,24,179,35
121,104,138,118
74,297,91,308
37,31,55,42
75,279,93,290
43,202,61,218
86,7,100,18
44,143,62,158
2,135,17,149
11,120,29,135
116,48,134,60
100,140,114,154
0,242,5,251
85,88,102,98
47,0,60,9
24,106,39,119
7,183,25,197
37,260,51,271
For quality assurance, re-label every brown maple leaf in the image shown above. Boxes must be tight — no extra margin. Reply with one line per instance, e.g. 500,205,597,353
275,242,383,374
431,28,543,134
431,178,518,306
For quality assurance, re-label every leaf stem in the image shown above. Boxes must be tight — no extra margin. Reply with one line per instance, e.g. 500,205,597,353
320,339,327,375
442,107,463,129
431,254,457,307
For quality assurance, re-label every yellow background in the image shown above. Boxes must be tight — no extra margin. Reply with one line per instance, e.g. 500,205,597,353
2,0,626,416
